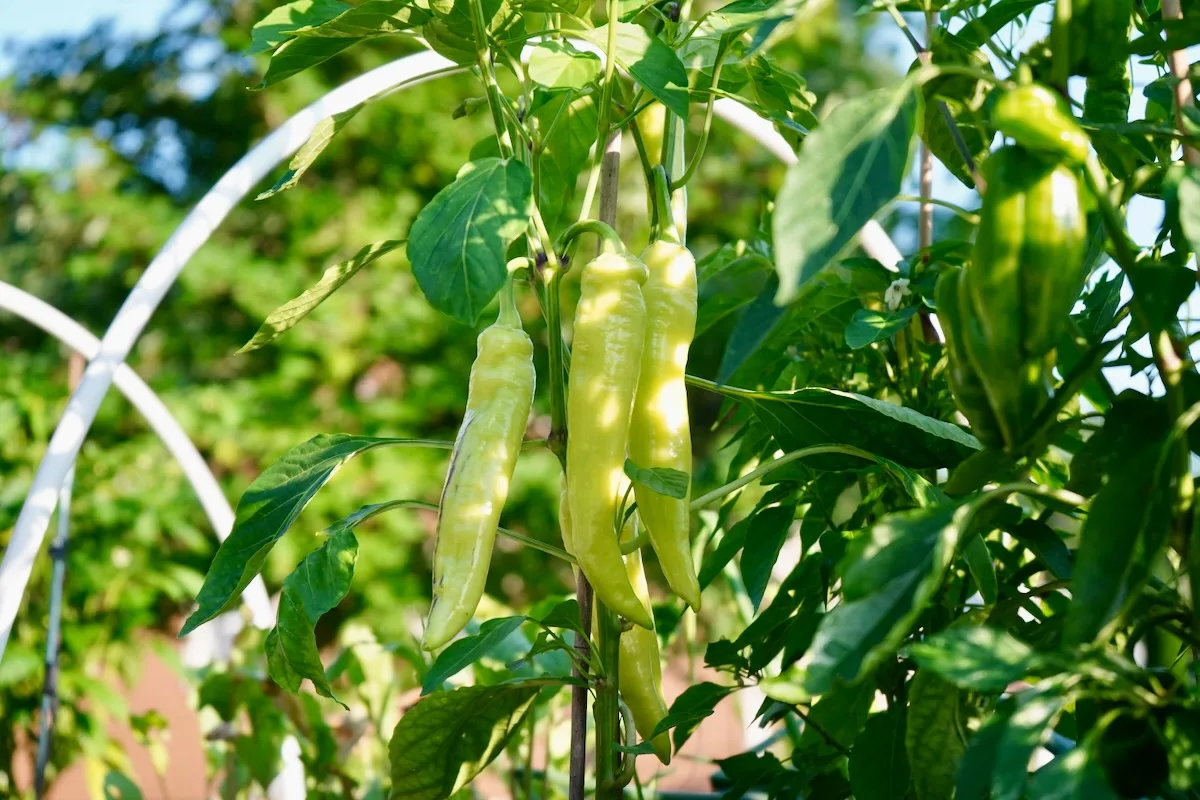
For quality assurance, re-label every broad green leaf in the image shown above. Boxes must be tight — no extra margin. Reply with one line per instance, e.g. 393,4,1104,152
623,459,689,499
579,24,690,118
651,682,735,752
697,0,806,39
767,502,965,698
235,698,289,788
991,691,1068,800
102,772,144,800
407,158,533,324
256,2,428,87
716,278,788,383
527,40,601,88
734,556,821,672
750,387,979,470
845,307,918,349
424,0,523,64
1176,166,1200,258
961,533,997,605
422,616,526,694
265,526,358,705
388,683,540,800
909,627,1037,692
739,503,796,611
797,681,875,754
850,710,911,800
290,0,430,36
257,107,362,201
773,85,917,301
249,0,349,53
239,240,404,352
1008,518,1072,580
534,598,584,633
182,434,445,635
906,670,965,800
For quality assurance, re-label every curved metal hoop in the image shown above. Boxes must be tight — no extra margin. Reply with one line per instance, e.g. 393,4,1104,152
0,282,276,628
0,47,906,660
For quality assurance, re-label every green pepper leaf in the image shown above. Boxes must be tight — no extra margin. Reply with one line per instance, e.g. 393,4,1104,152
238,239,404,352
579,24,690,118
906,670,966,800
623,459,689,500
422,616,526,694
182,435,450,635
844,306,918,349
265,526,359,706
388,683,540,800
909,626,1037,693
408,158,533,324
849,709,911,800
249,0,349,54
773,84,917,301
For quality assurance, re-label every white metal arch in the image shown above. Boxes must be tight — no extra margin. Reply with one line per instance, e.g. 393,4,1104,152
0,282,275,629
0,46,906,661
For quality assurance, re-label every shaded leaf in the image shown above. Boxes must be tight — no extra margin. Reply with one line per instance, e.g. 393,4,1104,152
992,691,1069,800
906,670,965,800
579,24,690,117
102,773,144,800
750,387,979,471
774,85,917,301
845,307,917,349
850,709,911,800
422,616,526,694
388,683,540,800
961,533,997,606
909,626,1036,692
739,503,796,611
652,682,735,752
266,526,359,705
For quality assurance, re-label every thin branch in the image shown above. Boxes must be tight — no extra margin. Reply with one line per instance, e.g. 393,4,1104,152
1161,0,1200,165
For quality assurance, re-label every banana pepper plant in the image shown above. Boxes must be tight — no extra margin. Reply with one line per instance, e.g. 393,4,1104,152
177,0,1200,797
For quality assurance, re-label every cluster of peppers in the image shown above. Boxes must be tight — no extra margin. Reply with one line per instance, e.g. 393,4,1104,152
936,78,1097,451
423,167,697,765
936,0,1131,450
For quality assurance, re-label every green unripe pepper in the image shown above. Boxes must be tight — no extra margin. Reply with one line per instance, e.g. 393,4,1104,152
992,84,1089,165
934,268,1005,449
1073,0,1133,78
962,145,1084,448
424,283,536,651
629,237,701,612
566,250,655,630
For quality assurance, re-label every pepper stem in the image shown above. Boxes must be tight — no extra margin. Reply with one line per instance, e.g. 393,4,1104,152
554,220,625,256
497,271,521,328
650,166,680,245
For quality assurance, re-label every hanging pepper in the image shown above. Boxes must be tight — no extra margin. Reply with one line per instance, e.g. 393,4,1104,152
934,268,1005,449
629,167,701,611
962,145,1084,448
991,84,1089,165
423,280,535,651
1072,0,1133,77
1084,55,1138,179
612,514,672,764
566,240,655,630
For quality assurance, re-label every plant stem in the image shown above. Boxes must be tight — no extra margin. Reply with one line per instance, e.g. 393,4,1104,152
1051,0,1072,93
1161,0,1200,165
555,219,625,255
469,0,513,158
594,603,624,799
918,11,934,252
671,36,731,190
